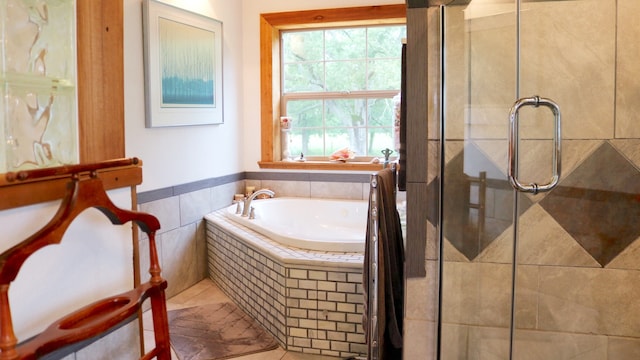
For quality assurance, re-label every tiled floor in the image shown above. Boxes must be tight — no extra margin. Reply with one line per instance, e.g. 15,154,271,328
144,279,341,360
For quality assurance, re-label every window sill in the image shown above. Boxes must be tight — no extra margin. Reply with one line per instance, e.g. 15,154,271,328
258,161,384,171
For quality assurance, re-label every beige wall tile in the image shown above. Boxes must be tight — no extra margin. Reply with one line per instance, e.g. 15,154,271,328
244,179,262,194
537,266,640,337
261,180,311,198
404,319,438,360
139,196,180,234
474,140,508,178
442,5,470,141
609,336,640,359
158,223,199,297
466,326,608,360
179,188,212,225
426,220,438,261
465,13,517,141
310,182,364,200
560,140,604,181
520,1,616,141
440,323,470,359
467,325,511,360
517,205,600,267
405,260,438,322
516,140,556,187
611,139,640,169
210,181,242,211
443,237,472,262
75,321,140,360
513,265,539,330
137,234,151,284
445,2,617,141
606,235,640,270
476,229,512,264
441,262,512,327
615,0,640,139
427,140,440,186
195,219,208,280
427,7,442,142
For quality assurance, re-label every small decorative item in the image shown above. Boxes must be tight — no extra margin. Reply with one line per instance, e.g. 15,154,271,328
381,148,394,168
295,152,306,162
280,116,292,130
143,0,223,127
329,147,356,162
280,116,293,161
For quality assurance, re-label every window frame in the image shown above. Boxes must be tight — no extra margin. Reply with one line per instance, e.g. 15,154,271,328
258,5,406,171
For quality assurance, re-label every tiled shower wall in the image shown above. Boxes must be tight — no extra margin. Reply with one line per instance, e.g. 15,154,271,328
405,1,640,359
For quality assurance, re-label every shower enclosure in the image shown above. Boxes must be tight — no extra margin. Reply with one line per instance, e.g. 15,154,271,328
430,0,640,358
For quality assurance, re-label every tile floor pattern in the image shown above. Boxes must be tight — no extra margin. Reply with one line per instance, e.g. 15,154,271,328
143,279,340,360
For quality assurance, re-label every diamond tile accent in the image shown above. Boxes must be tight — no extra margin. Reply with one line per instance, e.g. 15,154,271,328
435,143,532,261
539,142,640,266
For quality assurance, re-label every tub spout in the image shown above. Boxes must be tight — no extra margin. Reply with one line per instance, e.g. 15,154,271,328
242,189,275,217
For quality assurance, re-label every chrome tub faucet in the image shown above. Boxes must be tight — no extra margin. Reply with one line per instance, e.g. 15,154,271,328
242,189,275,217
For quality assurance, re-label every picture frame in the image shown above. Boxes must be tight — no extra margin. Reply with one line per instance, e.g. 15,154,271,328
142,0,223,127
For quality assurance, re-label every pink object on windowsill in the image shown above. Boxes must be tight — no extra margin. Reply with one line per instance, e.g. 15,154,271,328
329,147,356,162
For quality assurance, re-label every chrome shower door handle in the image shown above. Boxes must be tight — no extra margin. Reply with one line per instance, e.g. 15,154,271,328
508,96,562,194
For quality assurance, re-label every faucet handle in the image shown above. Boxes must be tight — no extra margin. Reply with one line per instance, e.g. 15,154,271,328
249,207,256,219
235,201,243,214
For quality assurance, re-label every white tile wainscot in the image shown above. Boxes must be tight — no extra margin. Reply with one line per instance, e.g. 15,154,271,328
205,211,366,358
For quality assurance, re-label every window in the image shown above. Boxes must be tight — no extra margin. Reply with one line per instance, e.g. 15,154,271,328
281,25,406,159
259,5,406,170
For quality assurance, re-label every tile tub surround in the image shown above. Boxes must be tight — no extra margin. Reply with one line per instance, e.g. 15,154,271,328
205,211,367,358
422,1,640,358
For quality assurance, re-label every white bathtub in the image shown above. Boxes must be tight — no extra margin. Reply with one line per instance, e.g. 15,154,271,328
222,197,367,252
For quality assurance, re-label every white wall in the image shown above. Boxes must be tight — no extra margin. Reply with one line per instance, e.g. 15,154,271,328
124,0,244,192
2,188,134,340
0,0,404,345
1,0,245,341
240,0,403,171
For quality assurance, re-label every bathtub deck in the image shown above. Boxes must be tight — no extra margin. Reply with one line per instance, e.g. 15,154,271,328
204,211,364,268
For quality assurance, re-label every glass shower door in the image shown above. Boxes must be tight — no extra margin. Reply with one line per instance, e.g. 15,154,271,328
438,0,640,359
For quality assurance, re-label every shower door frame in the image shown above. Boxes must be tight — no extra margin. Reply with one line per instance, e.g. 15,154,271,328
432,0,640,359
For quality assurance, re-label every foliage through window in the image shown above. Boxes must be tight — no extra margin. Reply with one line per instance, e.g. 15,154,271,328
281,25,406,159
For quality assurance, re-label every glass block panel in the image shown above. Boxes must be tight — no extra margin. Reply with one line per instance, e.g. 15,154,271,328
1,0,77,172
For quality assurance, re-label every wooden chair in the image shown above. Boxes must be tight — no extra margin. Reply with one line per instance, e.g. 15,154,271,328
0,159,171,360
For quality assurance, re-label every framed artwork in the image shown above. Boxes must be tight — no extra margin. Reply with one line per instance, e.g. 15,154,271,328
143,0,223,127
